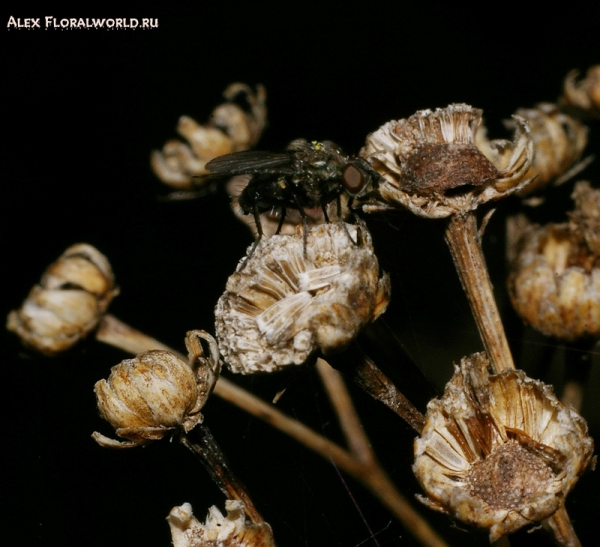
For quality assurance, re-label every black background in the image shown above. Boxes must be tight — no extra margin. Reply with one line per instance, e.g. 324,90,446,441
3,2,599,546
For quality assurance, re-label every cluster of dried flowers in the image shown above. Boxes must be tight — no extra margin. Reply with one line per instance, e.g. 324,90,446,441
8,68,599,546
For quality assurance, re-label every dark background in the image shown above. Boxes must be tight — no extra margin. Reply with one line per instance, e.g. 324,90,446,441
3,3,599,546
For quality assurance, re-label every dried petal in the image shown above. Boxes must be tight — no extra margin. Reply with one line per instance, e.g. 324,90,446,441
414,353,594,542
168,501,275,547
478,103,588,196
561,66,600,120
361,104,533,218
7,244,118,356
92,330,220,448
151,83,267,189
215,221,391,374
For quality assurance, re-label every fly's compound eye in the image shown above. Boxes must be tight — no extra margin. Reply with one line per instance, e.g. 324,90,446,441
342,163,368,196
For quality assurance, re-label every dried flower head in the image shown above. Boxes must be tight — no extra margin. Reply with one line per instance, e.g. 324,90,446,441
92,330,220,448
168,501,275,547
361,104,533,218
7,243,118,356
561,66,600,120
215,221,391,374
151,83,267,189
478,103,588,196
413,352,595,542
507,183,600,340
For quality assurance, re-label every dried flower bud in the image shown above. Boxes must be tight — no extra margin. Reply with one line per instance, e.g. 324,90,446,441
508,186,600,341
151,83,267,190
168,501,275,547
361,104,533,218
92,330,220,448
478,103,588,196
560,66,600,120
215,221,391,374
413,353,594,542
7,243,118,356
570,180,600,257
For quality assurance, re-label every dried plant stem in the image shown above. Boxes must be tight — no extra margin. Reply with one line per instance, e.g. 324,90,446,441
95,314,447,547
327,343,425,433
547,505,581,547
179,427,264,525
445,212,515,373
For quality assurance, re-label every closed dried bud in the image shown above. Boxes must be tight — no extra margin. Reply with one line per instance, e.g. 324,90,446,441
508,188,600,340
478,103,588,196
151,83,267,189
168,501,275,547
7,243,118,356
561,66,600,120
215,221,391,374
92,330,220,448
361,104,533,218
413,353,594,543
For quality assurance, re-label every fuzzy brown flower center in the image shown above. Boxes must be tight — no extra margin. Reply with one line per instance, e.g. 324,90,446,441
403,143,499,195
465,440,555,511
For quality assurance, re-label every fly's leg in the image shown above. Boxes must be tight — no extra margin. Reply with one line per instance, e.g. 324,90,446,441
275,207,287,234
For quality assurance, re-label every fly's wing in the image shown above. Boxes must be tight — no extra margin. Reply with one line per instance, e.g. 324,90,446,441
205,150,294,176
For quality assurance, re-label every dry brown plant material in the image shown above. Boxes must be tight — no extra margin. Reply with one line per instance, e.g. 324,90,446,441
561,66,600,120
413,353,595,543
92,330,220,448
151,83,267,189
168,501,275,547
508,182,600,341
361,103,533,218
7,243,118,356
477,103,588,196
215,221,390,374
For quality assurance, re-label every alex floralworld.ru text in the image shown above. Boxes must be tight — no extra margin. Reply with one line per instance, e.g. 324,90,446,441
7,16,158,29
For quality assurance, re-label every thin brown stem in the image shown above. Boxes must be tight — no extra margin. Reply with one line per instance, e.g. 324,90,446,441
179,426,264,525
327,343,425,433
95,313,448,547
445,212,515,373
546,505,582,547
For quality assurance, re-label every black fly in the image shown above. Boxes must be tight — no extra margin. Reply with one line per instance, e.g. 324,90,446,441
205,139,378,241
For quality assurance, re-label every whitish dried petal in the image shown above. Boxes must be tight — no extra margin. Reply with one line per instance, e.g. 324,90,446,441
151,83,267,190
414,353,594,542
561,66,600,120
479,104,588,196
215,221,391,374
93,330,220,448
508,209,600,341
7,244,118,356
168,501,275,547
361,104,533,218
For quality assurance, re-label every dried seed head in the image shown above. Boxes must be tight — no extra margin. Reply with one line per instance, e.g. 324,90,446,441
215,221,391,374
92,330,220,449
478,103,588,196
7,243,118,356
561,66,600,120
508,185,600,340
361,104,533,218
413,353,595,542
151,83,267,189
168,501,275,547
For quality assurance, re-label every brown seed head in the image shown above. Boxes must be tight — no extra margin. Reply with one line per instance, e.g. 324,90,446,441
508,186,600,341
168,501,275,547
561,66,600,120
361,104,533,218
413,353,594,542
7,243,118,356
215,221,391,374
92,330,221,448
151,83,267,190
